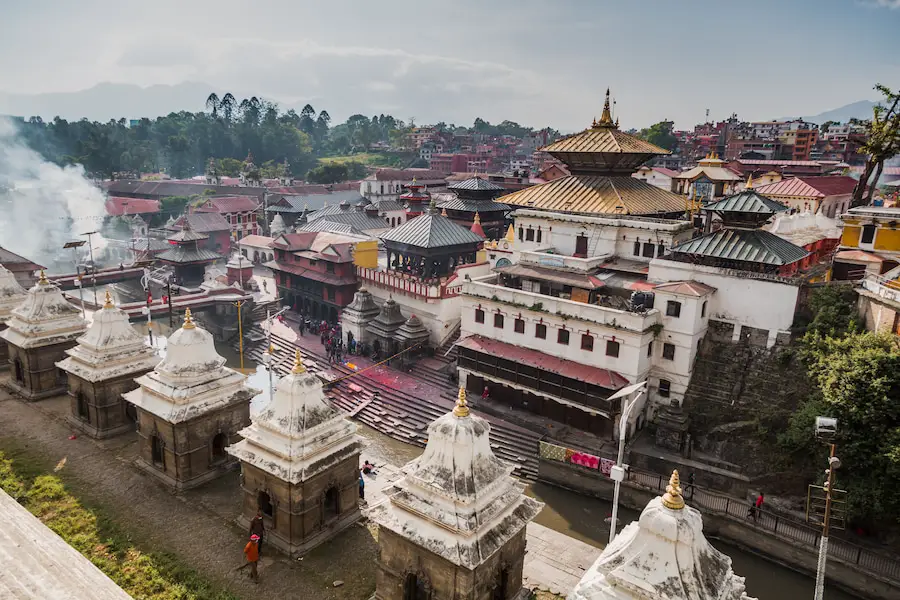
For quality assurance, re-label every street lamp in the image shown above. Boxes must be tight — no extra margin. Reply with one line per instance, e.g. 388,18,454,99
80,230,99,307
261,305,289,401
606,380,648,545
813,417,840,600
63,240,87,318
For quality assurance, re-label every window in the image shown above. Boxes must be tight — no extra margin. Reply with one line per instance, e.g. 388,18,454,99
493,313,504,328
557,328,570,345
514,318,525,333
475,308,485,324
518,226,524,241
575,234,588,256
861,224,876,245
258,490,274,518
642,242,655,258
76,392,90,423
326,262,335,273
151,434,165,467
211,433,228,463
633,241,641,256
324,486,340,520
327,288,335,301
666,300,682,317
659,379,671,397
657,243,665,257
581,334,594,351
526,228,535,242
701,300,708,318
606,339,620,357
663,343,675,361
647,341,653,357
535,323,547,339
536,228,542,243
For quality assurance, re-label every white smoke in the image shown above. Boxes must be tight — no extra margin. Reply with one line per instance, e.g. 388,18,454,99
0,117,108,270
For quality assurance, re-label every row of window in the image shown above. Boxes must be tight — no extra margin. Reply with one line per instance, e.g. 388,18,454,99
474,308,677,360
518,226,544,243
634,241,666,259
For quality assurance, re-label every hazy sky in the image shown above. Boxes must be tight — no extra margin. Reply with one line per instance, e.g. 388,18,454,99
1,0,898,130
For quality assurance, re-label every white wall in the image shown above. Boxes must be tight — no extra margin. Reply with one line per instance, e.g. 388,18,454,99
632,169,674,191
648,258,800,343
649,288,712,406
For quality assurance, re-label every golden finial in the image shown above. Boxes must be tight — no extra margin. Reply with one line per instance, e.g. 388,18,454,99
661,470,685,510
412,177,417,184
441,207,448,217
38,270,48,285
103,290,114,309
183,307,196,329
594,88,614,128
453,387,470,417
292,349,306,374
505,224,515,243
473,211,481,224
746,175,753,189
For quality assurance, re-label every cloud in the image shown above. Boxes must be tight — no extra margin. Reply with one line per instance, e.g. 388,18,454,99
869,0,900,7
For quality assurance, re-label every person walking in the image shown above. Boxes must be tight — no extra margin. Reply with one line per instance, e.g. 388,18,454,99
755,492,765,515
249,510,265,556
358,473,366,502
244,534,260,583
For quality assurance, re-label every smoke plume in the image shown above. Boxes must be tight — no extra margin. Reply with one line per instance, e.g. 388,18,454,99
0,117,107,270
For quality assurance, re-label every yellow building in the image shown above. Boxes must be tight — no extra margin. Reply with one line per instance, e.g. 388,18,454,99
833,206,900,280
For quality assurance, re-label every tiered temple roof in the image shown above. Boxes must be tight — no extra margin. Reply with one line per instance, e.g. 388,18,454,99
344,288,381,322
123,309,259,422
57,292,160,382
226,351,361,483
393,314,430,347
367,388,543,569
157,220,221,265
570,471,754,600
499,90,685,216
366,298,406,340
0,265,27,324
380,201,485,250
0,271,86,349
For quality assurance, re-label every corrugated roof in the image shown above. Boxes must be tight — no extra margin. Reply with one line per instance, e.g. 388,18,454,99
755,176,858,199
374,199,405,212
303,211,388,233
541,127,670,156
166,226,208,243
197,195,260,213
157,245,221,264
172,213,230,233
499,175,686,215
437,197,511,214
703,190,789,214
0,246,44,269
448,177,507,192
237,235,274,248
379,212,484,249
671,228,809,266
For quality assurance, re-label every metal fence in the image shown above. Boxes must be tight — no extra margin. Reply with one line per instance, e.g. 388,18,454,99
628,470,900,584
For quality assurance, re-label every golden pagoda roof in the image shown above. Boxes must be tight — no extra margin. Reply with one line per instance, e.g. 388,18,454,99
500,175,686,216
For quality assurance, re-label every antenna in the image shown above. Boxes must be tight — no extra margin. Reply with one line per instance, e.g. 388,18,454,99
705,108,710,123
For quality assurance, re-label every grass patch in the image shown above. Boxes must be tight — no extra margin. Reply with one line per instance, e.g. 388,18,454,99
319,153,405,167
0,451,238,600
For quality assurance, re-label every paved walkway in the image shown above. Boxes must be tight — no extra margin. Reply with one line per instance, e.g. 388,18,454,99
361,462,601,596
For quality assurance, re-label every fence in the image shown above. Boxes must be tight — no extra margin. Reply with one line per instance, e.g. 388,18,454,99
628,470,900,584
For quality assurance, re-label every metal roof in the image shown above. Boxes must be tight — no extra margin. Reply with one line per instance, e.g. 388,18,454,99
436,197,511,214
703,190,789,215
379,212,484,249
671,228,809,266
167,225,208,243
448,177,507,192
755,176,858,199
157,245,221,264
304,211,389,233
674,165,742,182
0,246,44,269
499,175,686,216
541,127,670,156
652,281,716,296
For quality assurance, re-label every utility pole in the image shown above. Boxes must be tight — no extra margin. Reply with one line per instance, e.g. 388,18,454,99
167,278,174,328
606,381,647,544
233,299,246,371
814,443,840,600
81,230,99,307
63,241,87,318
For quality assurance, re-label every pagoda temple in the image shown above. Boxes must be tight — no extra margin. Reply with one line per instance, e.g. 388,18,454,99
1,271,86,400
673,153,743,202
341,288,381,348
669,183,808,275
124,308,260,490
226,350,363,556
500,90,685,217
240,150,262,187
0,265,27,369
393,313,430,368
379,200,485,280
569,471,755,600
365,297,407,358
400,178,431,219
439,176,510,239
367,388,543,600
56,291,160,438
157,220,222,287
225,250,253,289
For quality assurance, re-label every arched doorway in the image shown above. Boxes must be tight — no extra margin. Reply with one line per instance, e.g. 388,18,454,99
76,392,90,423
257,490,274,518
323,486,340,521
328,306,338,325
150,434,165,467
13,358,23,383
403,573,429,600
211,433,227,463
493,567,510,600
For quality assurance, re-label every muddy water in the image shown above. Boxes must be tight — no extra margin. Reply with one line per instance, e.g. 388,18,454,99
204,340,857,600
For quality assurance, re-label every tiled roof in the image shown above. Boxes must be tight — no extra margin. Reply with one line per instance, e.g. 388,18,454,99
157,245,221,264
652,281,716,297
198,195,260,213
671,228,809,266
457,335,629,391
172,213,230,233
302,211,388,233
541,127,670,156
499,175,686,215
368,168,448,182
379,211,485,249
755,176,858,199
0,246,44,270
264,261,356,286
674,165,742,182
166,225,208,243
652,167,679,178
703,190,789,215
436,198,511,214
105,196,160,216
238,235,274,249
448,177,506,192
733,159,821,167
272,232,318,251
834,250,883,263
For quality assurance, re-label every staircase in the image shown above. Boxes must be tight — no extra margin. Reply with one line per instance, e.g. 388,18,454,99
249,299,281,322
436,320,462,361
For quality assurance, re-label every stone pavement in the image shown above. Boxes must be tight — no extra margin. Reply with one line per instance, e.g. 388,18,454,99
360,460,601,597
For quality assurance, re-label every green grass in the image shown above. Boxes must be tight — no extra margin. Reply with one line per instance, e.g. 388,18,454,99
319,153,405,167
0,451,239,600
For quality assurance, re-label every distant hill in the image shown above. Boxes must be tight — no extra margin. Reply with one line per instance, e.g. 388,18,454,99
778,100,877,124
0,82,219,122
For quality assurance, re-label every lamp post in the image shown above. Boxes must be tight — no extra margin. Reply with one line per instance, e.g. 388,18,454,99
606,380,648,545
813,416,841,600
63,240,87,318
80,231,99,307
261,305,289,400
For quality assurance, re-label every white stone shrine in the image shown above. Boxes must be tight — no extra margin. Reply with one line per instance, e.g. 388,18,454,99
0,264,27,369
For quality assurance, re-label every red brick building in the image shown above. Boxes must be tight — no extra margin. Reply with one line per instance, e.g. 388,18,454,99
169,213,232,254
196,196,261,240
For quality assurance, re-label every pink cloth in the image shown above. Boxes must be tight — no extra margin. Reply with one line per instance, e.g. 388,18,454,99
600,457,615,476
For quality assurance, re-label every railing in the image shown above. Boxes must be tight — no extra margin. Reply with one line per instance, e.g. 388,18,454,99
627,470,900,583
861,273,900,304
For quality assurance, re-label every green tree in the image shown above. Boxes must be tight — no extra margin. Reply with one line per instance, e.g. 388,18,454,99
637,120,678,151
852,84,900,206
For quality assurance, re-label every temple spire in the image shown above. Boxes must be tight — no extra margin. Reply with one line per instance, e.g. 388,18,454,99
38,270,48,285
183,307,196,329
746,175,754,189
594,88,615,128
292,349,306,374
453,387,470,417
103,290,114,309
661,469,685,510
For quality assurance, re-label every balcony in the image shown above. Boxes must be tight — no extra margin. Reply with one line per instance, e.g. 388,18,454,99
861,272,900,307
463,275,660,333
519,248,612,273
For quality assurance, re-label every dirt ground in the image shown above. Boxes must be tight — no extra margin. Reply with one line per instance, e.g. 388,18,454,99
0,384,378,600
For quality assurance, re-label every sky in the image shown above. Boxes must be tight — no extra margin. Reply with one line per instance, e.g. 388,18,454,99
0,0,898,131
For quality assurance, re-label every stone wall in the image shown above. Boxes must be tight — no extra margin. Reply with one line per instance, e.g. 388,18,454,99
66,372,148,438
6,341,75,400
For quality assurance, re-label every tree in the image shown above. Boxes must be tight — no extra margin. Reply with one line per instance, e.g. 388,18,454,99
852,84,900,206
205,93,219,119
220,93,236,122
637,120,678,151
